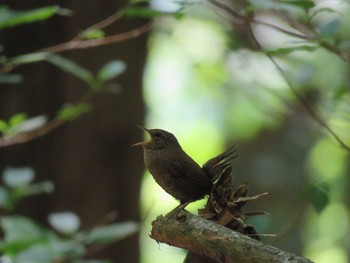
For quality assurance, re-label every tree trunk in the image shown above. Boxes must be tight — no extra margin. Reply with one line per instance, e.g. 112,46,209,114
0,1,147,262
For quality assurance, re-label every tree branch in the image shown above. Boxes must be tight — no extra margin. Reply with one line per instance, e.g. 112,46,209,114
151,212,313,263
0,8,152,147
40,22,152,54
247,23,350,152
0,90,93,148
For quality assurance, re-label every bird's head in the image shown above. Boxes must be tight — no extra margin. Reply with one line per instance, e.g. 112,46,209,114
132,127,179,150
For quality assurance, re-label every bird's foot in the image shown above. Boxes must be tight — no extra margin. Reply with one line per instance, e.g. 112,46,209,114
165,200,192,220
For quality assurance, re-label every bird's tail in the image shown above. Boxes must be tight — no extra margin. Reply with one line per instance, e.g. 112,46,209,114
202,146,238,182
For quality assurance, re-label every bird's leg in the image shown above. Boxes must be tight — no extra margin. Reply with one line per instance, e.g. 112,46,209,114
165,200,192,220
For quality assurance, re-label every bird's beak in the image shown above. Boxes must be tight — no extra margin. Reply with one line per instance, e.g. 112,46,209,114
132,125,150,147
136,125,150,133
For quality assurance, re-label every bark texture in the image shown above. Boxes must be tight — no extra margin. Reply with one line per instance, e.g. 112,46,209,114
151,212,314,263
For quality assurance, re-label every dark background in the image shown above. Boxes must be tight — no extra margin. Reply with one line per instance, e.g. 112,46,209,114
1,1,147,262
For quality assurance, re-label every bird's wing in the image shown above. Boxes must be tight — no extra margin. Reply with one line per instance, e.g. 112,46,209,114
168,158,212,192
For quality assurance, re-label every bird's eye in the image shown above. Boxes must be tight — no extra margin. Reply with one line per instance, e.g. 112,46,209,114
154,132,161,137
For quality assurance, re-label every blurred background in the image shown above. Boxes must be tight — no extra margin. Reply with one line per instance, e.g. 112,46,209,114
0,0,349,263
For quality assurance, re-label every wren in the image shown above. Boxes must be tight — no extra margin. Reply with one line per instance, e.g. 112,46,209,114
133,127,238,205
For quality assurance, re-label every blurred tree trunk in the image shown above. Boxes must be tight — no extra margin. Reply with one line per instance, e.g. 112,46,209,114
0,1,147,262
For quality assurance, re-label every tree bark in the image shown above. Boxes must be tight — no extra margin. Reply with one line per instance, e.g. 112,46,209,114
151,212,314,263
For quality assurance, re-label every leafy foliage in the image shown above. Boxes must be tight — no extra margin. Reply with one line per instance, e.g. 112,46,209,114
138,1,350,262
0,3,128,140
124,5,183,19
80,29,105,40
46,54,95,85
57,103,93,121
0,168,138,262
0,113,27,136
0,5,71,29
0,4,138,262
282,0,315,11
0,167,53,211
309,183,330,213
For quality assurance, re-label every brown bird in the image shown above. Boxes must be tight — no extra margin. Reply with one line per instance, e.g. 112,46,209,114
133,127,238,206
203,145,238,182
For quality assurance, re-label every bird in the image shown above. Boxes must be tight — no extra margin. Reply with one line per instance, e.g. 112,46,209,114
133,127,238,207
133,127,212,204
203,145,238,182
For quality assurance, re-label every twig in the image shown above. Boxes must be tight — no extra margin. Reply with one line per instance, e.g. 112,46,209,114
71,10,124,41
207,0,313,40
151,211,314,263
0,118,63,147
0,91,93,148
208,0,350,151
319,40,350,61
207,0,350,62
233,192,268,204
0,9,152,73
247,23,350,152
252,19,315,40
0,8,152,147
40,22,152,53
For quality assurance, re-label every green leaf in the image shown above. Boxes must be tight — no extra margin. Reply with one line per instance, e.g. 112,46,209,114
86,222,138,244
46,54,95,85
57,103,93,121
15,244,53,263
80,29,105,40
124,6,183,19
318,19,341,38
1,216,46,243
310,183,330,213
4,113,28,135
0,74,23,84
2,167,35,188
0,186,11,209
249,0,314,13
24,181,54,196
267,45,317,55
1,227,58,258
11,236,84,262
310,7,337,19
9,113,27,128
0,119,9,133
6,53,96,88
333,86,347,100
97,60,126,83
0,6,71,30
48,212,80,235
0,114,36,135
282,0,315,10
6,52,50,66
12,115,48,134
47,239,85,258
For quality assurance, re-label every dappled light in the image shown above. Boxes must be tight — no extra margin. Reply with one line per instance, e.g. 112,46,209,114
1,1,349,262
140,0,350,263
